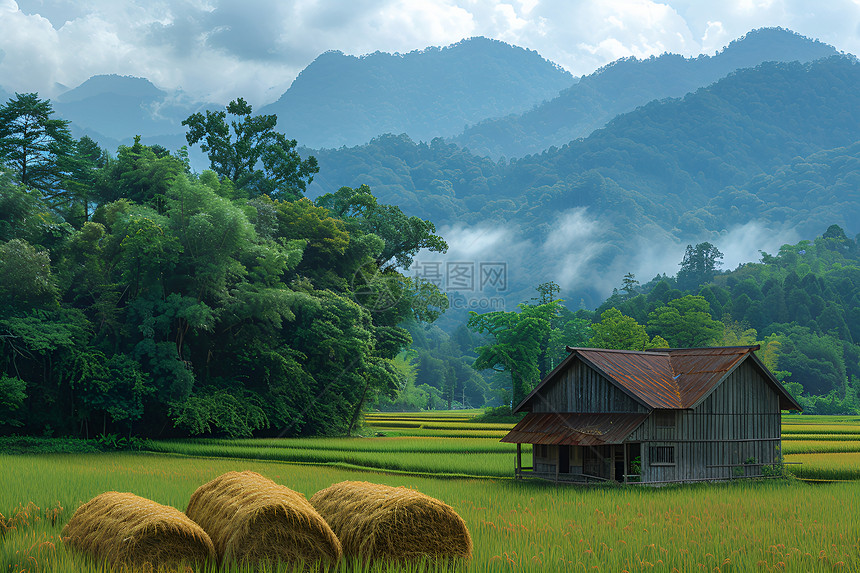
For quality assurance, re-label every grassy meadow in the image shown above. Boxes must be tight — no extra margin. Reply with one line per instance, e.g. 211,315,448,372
2,411,860,572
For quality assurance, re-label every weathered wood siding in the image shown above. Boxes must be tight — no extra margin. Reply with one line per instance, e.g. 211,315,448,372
531,359,648,414
630,360,783,483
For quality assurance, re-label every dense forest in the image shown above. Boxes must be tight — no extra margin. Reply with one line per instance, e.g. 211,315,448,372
389,228,860,416
0,95,450,439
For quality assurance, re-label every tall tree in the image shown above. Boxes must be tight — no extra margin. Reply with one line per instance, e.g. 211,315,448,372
621,272,640,298
468,300,562,406
183,98,318,199
676,242,724,291
0,93,73,199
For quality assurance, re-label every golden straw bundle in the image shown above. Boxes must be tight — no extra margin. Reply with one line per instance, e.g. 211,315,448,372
310,481,472,562
185,471,342,567
61,491,215,568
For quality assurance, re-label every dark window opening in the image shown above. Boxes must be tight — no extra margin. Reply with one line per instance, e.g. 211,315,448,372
649,445,675,465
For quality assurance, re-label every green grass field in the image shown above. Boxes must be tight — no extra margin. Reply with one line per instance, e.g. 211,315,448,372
3,454,860,572
3,411,860,572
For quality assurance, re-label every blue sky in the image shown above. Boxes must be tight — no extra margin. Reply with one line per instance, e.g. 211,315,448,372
2,0,859,105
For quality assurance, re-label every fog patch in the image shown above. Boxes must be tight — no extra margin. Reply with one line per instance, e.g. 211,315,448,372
714,222,800,271
540,207,609,293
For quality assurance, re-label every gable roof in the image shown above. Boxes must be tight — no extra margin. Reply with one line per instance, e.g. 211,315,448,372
515,345,802,412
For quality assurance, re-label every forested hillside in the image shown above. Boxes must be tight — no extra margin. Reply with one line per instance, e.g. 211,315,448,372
307,56,860,307
261,37,573,149
453,28,838,158
452,227,860,414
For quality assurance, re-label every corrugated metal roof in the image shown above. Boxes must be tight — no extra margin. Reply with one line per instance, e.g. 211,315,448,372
516,345,802,412
575,349,681,408
574,346,755,409
666,347,753,407
501,412,648,446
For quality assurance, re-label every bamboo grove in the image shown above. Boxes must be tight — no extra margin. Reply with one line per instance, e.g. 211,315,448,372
0,94,448,439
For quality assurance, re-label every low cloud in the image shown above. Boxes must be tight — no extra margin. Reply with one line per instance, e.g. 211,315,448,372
412,211,805,313
713,221,800,271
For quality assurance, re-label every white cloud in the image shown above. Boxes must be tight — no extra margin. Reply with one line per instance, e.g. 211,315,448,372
1,1,859,105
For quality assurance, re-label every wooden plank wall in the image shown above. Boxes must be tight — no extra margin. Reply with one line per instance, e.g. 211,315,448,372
531,359,648,414
632,360,783,483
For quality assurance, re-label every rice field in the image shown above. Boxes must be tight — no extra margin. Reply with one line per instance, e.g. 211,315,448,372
147,438,525,477
3,411,860,571
2,453,860,572
147,412,860,481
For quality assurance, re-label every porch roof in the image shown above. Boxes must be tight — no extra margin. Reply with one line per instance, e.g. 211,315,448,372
501,412,648,446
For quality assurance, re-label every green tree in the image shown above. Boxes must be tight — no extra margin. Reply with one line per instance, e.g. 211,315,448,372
621,272,640,298
0,239,58,313
96,136,185,211
588,308,667,350
0,93,73,199
316,184,447,270
647,295,723,348
183,98,318,199
62,135,108,222
676,242,724,291
467,300,562,406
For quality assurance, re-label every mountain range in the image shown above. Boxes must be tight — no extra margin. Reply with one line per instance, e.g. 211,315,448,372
260,36,574,149
1,27,856,310
2,28,839,168
452,27,839,158
304,55,860,310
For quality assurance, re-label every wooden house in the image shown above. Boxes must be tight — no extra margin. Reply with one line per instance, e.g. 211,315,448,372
501,345,802,484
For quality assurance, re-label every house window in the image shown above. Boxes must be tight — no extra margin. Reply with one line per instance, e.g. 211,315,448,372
649,445,675,465
655,411,676,429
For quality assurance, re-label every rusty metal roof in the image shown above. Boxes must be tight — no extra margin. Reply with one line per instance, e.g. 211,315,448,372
501,412,648,446
574,348,680,408
516,345,802,412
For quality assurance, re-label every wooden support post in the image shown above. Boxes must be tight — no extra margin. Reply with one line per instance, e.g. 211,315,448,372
516,443,522,479
555,446,560,483
623,443,628,484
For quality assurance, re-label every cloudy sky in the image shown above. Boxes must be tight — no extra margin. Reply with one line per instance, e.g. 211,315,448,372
2,0,859,106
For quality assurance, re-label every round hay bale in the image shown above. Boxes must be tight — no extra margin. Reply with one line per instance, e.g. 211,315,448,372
185,470,341,567
61,491,215,568
310,481,472,563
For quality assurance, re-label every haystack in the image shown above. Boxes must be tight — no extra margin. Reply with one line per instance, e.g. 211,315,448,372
310,481,472,562
185,471,342,567
62,492,215,568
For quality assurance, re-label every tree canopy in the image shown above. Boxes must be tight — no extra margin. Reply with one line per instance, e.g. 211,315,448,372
183,98,319,200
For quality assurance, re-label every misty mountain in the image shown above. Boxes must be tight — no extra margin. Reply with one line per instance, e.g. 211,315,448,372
51,74,209,142
260,37,574,149
305,56,860,308
453,28,840,159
